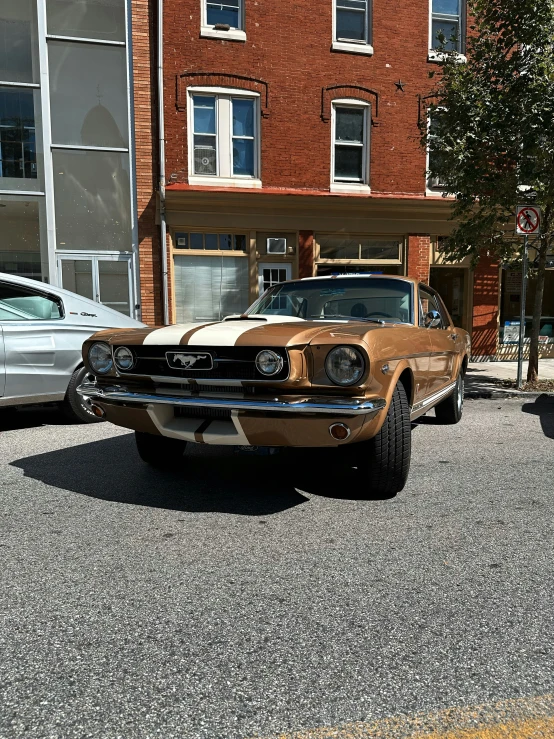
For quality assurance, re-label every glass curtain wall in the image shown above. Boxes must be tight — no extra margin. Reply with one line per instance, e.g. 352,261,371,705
0,0,137,317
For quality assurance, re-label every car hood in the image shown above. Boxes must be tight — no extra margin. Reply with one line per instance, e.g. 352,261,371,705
91,315,381,348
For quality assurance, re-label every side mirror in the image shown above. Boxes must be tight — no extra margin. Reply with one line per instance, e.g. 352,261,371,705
425,310,442,328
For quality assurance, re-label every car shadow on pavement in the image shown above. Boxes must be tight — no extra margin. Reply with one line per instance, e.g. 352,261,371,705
0,406,69,432
10,435,395,514
521,394,554,439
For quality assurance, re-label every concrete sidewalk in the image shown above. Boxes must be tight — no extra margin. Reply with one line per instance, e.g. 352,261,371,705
465,359,554,397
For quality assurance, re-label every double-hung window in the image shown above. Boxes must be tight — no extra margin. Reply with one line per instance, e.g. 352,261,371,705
202,0,245,41
430,0,465,54
333,0,372,54
332,102,370,190
189,90,260,186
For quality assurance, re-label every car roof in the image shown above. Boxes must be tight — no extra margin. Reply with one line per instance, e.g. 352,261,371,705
0,271,144,325
299,274,418,285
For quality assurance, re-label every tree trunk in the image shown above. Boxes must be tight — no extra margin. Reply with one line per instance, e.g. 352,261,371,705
527,239,548,383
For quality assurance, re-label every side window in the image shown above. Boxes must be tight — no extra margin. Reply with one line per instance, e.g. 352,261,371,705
419,287,443,328
332,102,370,186
0,282,63,321
430,0,465,53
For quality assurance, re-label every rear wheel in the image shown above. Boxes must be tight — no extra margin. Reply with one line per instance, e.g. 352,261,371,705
356,382,411,498
135,431,187,468
434,372,464,425
62,366,101,424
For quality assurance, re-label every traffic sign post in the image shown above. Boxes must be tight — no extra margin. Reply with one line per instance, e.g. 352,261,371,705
515,206,541,388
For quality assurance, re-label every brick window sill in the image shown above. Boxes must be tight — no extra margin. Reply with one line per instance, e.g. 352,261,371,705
330,182,371,194
200,26,246,42
332,40,374,56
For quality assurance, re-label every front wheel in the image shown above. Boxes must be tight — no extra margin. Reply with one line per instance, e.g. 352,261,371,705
356,382,411,498
135,431,187,468
434,372,464,425
62,366,102,424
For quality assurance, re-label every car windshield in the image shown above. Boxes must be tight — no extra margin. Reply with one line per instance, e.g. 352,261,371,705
247,278,413,324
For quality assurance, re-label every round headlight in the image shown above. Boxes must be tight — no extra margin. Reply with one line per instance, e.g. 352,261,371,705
255,350,284,376
88,342,113,375
114,346,134,371
325,346,365,386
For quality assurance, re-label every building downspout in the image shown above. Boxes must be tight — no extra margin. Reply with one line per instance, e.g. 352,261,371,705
157,0,169,324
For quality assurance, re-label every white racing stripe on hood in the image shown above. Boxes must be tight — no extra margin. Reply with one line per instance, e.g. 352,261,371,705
143,323,205,346
188,315,304,346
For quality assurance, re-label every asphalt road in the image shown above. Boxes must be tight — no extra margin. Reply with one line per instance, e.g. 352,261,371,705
0,397,553,739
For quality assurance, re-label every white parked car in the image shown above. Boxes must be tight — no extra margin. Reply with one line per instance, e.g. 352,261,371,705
0,272,144,422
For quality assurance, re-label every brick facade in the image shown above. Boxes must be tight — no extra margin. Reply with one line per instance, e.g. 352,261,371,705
131,0,162,325
471,256,500,358
162,0,431,193
407,235,431,283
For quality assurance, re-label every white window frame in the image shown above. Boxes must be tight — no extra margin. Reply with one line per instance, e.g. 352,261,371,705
332,0,373,56
330,100,370,193
428,0,467,62
187,87,262,188
425,109,454,197
201,0,246,42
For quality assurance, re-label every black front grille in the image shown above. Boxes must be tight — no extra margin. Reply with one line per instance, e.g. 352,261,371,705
119,345,289,382
174,407,232,420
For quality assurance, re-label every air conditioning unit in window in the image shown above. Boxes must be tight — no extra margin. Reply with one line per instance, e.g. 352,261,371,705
194,147,217,175
267,238,287,255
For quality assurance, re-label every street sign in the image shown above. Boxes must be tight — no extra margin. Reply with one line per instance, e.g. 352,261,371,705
516,205,541,235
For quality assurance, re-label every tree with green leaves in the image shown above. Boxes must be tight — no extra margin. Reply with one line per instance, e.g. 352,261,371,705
424,0,554,381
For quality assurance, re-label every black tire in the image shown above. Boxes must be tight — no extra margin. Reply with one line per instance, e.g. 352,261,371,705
135,431,187,468
434,372,464,425
357,382,411,498
62,366,102,424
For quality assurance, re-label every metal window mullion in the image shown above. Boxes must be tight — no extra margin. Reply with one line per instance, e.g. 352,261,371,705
45,34,126,47
124,0,139,320
0,80,40,88
36,0,58,285
50,144,130,152
432,12,460,21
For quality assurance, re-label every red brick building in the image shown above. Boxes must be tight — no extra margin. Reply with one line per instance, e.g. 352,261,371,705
132,0,553,359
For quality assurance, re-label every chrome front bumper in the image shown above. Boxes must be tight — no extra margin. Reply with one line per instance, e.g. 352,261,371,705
77,382,387,417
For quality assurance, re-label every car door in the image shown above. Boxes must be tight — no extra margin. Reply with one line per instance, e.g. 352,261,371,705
0,279,71,403
419,285,457,395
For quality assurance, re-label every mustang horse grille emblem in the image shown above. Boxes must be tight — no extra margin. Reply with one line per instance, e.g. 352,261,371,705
166,352,213,370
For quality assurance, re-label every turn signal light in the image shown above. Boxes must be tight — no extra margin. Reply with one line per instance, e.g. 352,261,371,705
329,423,351,441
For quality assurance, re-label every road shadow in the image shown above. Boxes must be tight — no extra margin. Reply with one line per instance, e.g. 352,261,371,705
10,435,395,514
0,405,70,432
521,394,554,439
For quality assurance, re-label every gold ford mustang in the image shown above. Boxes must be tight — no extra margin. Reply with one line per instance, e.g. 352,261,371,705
78,275,470,496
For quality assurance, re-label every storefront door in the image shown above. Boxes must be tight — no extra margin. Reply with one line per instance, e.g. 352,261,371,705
57,253,133,316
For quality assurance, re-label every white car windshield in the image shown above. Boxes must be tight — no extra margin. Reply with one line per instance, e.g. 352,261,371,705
247,278,413,324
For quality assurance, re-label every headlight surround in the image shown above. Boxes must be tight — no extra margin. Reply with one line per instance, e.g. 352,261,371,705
88,342,113,375
255,349,284,376
325,346,365,386
114,346,135,371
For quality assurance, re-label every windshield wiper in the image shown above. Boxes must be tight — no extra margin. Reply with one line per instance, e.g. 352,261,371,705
312,314,386,325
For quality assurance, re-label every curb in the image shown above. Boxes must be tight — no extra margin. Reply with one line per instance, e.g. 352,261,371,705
465,389,553,400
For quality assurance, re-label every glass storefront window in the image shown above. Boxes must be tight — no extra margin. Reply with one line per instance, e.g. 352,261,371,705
46,0,126,42
98,259,131,315
500,268,554,343
0,195,46,280
0,87,43,191
174,255,249,322
174,232,247,251
53,148,131,250
0,0,38,84
318,235,402,261
61,259,94,300
48,41,128,148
